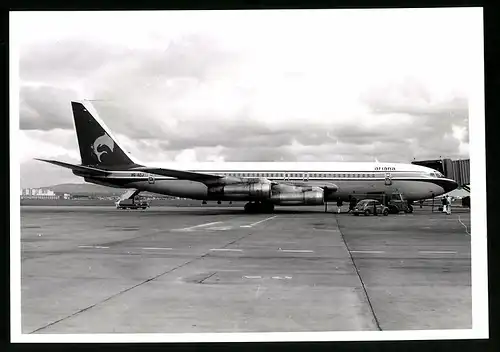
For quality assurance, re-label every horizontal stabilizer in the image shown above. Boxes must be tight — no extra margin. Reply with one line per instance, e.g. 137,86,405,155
35,158,110,176
131,167,223,182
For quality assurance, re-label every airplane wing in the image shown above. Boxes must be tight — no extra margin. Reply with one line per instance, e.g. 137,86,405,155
35,158,110,176
131,167,224,182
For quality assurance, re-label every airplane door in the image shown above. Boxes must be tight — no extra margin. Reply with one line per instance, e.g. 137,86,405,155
148,174,155,184
303,172,309,181
384,172,392,186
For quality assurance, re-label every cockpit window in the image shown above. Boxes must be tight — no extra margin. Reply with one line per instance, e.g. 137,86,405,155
428,172,443,178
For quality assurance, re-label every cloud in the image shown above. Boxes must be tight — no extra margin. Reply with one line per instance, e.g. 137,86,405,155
19,85,79,131
20,40,130,82
360,77,470,146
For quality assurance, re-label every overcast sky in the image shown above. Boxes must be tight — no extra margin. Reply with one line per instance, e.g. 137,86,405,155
13,9,480,188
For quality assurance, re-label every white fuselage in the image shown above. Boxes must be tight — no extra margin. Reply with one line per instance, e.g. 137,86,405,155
86,161,457,203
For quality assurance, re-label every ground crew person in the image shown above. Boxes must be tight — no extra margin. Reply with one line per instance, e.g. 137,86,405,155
349,197,356,213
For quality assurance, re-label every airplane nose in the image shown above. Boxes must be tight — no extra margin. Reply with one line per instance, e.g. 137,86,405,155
443,179,459,193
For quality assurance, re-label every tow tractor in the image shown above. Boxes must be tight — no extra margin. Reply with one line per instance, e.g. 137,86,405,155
386,193,413,214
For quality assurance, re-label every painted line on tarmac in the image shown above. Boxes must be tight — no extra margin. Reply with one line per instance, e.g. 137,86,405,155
350,250,385,254
279,249,314,253
206,226,232,231
173,221,223,232
142,247,173,250
419,251,457,254
210,248,243,252
240,215,278,228
78,245,109,249
243,276,262,279
458,215,470,235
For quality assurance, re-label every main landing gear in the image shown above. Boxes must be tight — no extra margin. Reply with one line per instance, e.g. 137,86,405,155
244,201,275,213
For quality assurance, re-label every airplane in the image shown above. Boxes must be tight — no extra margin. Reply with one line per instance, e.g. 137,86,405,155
36,101,459,213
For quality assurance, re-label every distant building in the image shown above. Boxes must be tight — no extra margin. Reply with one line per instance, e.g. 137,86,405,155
20,188,58,199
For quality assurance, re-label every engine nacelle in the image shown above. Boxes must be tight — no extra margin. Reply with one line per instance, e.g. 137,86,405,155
270,189,324,205
208,183,271,199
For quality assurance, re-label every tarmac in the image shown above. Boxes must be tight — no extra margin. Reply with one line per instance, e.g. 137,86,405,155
20,204,472,334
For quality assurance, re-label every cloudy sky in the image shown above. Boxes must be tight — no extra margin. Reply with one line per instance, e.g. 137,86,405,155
12,8,480,188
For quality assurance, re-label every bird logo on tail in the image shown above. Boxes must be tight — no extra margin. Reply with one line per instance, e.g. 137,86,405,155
91,132,114,163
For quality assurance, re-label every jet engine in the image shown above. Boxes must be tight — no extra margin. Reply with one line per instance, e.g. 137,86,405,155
270,189,324,205
208,183,272,199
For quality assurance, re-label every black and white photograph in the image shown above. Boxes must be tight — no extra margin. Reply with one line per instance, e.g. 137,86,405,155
10,7,487,342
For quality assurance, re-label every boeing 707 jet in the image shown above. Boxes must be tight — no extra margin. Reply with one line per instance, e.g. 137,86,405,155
36,101,458,213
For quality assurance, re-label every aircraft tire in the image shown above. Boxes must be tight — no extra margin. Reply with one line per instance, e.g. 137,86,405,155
261,202,274,213
244,202,258,213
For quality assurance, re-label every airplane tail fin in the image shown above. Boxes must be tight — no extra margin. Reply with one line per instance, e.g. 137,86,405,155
71,101,142,169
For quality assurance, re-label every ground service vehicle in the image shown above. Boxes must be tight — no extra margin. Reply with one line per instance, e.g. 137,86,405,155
386,193,413,214
352,199,389,216
115,198,150,209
